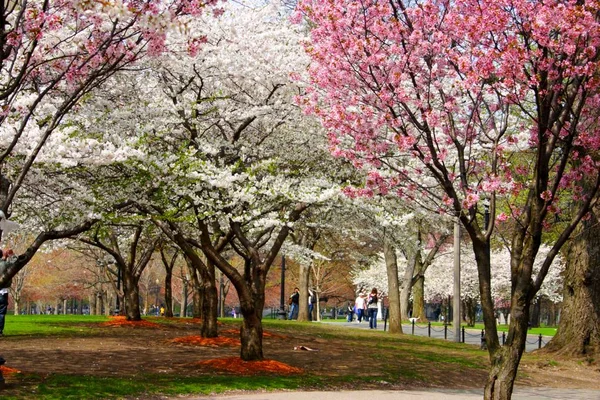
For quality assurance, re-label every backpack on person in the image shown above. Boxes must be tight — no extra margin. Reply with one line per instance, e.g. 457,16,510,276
368,295,377,305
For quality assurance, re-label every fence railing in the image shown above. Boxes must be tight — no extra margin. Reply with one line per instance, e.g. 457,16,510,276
383,308,547,350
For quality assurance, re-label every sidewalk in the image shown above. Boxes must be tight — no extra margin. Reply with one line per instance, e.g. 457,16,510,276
184,388,600,400
322,320,550,352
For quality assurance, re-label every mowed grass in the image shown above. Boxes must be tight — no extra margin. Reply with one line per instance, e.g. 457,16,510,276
4,315,108,336
0,315,492,399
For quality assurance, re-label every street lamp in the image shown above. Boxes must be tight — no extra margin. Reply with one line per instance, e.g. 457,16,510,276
278,255,286,319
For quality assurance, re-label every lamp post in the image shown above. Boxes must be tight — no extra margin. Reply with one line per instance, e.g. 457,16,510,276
278,255,286,319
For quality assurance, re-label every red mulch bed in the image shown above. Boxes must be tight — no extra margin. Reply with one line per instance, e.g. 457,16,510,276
195,357,303,375
0,365,21,375
99,316,161,328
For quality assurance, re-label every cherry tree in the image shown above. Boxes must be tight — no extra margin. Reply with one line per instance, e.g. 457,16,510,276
62,1,338,359
0,0,221,291
297,1,600,398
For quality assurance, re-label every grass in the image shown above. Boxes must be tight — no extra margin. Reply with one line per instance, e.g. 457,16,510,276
10,375,321,400
459,323,557,337
0,315,493,399
4,315,108,336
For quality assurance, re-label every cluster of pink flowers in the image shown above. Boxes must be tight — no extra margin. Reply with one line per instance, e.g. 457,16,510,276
296,0,600,230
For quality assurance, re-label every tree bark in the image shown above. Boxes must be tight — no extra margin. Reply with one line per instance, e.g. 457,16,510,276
383,234,402,333
240,306,264,361
545,209,600,356
484,299,529,400
200,260,218,338
412,276,426,320
399,256,415,322
297,262,311,322
122,269,141,320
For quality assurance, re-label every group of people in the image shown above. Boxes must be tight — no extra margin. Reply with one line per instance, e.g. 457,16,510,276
347,288,380,329
288,287,316,320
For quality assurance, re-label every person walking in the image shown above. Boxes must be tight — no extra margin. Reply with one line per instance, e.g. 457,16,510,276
354,293,366,323
288,287,300,320
308,288,316,321
346,301,354,322
367,288,379,329
0,249,14,337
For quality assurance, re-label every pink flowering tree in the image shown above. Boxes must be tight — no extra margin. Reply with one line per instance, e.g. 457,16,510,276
0,1,220,288
297,0,600,398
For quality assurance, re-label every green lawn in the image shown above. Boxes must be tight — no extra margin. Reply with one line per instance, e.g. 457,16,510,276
5,315,108,336
0,314,560,399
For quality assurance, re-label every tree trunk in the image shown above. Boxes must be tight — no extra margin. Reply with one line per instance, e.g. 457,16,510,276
412,276,426,321
13,299,19,315
122,270,142,321
181,277,189,318
383,234,402,333
200,260,218,338
529,298,541,328
240,307,264,361
164,267,173,318
464,297,476,327
545,210,600,356
484,300,529,400
192,285,202,319
399,260,414,321
297,262,311,322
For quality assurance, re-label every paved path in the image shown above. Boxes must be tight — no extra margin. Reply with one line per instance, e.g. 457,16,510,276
185,388,600,400
322,320,551,352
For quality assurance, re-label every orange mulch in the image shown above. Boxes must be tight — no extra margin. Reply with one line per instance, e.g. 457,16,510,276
0,365,21,375
100,316,161,328
170,335,240,347
195,357,303,375
220,329,240,335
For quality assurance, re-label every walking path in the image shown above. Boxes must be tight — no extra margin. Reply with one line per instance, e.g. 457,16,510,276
322,320,550,352
186,388,600,400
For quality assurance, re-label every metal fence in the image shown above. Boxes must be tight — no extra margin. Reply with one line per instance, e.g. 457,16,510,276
382,309,548,352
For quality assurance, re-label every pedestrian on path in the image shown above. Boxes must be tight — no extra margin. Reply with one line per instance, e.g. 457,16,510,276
367,288,379,329
354,293,366,323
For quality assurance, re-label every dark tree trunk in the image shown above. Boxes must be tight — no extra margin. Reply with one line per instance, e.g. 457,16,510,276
200,260,218,338
545,210,600,356
529,298,541,328
122,268,141,321
240,306,264,361
164,271,173,317
484,299,529,400
464,297,476,327
160,248,177,318
384,234,402,333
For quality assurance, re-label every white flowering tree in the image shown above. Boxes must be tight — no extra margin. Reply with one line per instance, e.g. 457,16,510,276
425,245,564,325
58,1,338,360
0,0,221,289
